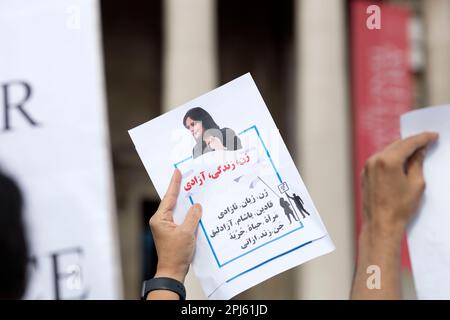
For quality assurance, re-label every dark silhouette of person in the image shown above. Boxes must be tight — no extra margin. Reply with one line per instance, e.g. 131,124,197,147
279,197,298,225
0,169,29,299
287,193,311,218
183,107,242,159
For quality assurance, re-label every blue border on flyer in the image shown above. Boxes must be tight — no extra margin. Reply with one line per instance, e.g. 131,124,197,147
174,125,309,272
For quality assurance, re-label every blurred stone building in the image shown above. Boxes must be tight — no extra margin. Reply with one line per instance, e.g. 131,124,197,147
101,0,450,299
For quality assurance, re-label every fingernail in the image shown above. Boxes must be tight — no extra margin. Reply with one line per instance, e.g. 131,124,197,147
430,132,439,141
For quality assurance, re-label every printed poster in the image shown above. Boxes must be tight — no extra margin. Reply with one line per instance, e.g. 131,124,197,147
129,73,334,299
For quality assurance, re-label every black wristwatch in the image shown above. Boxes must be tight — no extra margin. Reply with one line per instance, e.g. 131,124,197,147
141,277,186,300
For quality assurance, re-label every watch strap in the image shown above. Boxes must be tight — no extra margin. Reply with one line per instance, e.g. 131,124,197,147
141,277,186,300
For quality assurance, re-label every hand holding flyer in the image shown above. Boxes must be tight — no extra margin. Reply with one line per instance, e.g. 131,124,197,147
129,73,334,299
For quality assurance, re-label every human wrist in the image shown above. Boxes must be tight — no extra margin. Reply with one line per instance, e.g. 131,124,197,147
154,265,187,283
364,209,408,241
361,218,405,248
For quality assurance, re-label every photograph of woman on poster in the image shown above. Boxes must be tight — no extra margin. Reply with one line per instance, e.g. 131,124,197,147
183,107,242,159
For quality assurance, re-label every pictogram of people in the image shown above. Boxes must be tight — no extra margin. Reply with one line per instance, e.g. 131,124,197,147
279,197,298,224
287,193,310,219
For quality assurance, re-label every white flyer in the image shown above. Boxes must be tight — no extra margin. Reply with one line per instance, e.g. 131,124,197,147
401,104,450,299
129,73,334,299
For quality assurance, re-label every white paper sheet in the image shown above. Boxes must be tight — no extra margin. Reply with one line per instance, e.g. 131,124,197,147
129,74,334,299
0,0,121,299
400,104,450,299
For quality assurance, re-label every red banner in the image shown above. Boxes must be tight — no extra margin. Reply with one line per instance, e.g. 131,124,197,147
350,0,412,268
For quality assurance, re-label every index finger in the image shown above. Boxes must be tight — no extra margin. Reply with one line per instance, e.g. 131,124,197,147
158,168,182,214
385,132,438,162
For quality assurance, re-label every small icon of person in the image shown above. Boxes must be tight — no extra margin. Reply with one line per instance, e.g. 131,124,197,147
183,107,242,159
279,197,298,225
287,193,311,218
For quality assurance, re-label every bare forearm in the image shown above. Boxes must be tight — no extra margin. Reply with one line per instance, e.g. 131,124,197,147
351,222,404,299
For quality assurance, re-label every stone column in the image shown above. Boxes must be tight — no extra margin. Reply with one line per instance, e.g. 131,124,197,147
295,0,354,299
423,0,450,105
163,0,218,110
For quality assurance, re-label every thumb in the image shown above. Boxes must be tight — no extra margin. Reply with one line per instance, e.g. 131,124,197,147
181,204,202,233
406,147,426,184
